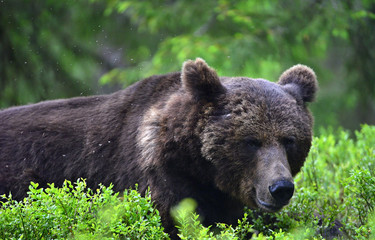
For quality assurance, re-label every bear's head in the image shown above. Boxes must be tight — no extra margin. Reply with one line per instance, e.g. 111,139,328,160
182,58,317,212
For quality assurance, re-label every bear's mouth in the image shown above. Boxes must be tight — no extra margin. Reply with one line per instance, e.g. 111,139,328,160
256,198,284,212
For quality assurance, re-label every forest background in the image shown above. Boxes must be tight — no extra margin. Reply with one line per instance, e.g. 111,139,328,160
0,0,374,133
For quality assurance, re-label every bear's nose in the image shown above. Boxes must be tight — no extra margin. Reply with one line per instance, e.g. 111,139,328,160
269,180,294,204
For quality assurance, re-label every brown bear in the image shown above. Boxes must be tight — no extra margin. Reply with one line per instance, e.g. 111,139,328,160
0,58,317,238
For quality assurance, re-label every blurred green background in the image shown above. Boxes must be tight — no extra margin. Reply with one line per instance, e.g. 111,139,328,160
1,0,374,133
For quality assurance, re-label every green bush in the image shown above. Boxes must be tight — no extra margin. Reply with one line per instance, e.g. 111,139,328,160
1,125,374,239
0,180,168,239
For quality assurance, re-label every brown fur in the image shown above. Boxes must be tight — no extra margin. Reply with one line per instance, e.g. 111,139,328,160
0,58,317,238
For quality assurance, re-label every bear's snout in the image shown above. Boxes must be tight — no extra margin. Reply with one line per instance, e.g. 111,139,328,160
269,180,294,204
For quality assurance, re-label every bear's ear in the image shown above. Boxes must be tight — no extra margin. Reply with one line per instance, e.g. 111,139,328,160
181,58,226,101
278,64,318,103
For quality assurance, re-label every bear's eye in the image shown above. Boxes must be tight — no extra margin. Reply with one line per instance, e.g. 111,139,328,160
210,109,231,121
244,137,262,149
281,137,296,150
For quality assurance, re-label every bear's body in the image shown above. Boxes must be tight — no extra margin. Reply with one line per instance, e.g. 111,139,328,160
0,58,317,238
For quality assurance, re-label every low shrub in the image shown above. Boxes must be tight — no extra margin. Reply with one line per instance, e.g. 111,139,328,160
0,180,168,239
